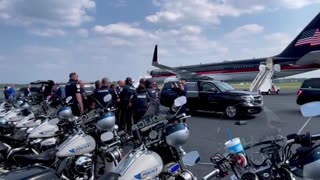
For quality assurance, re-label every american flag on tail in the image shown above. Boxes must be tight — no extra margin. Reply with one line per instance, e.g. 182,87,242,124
295,28,320,46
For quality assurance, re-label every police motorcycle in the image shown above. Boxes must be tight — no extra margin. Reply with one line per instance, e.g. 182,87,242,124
202,101,320,180
0,94,63,137
52,94,129,180
2,94,124,180
100,96,200,180
0,96,117,180
0,96,75,172
0,99,38,135
0,98,28,119
0,101,14,114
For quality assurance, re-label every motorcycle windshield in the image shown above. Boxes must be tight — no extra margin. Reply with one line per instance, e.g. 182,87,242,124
139,101,169,122
220,106,286,159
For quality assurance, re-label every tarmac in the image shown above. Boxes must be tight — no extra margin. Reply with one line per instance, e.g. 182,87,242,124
183,89,320,178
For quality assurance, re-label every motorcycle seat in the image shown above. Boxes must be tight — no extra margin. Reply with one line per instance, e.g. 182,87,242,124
97,172,120,180
13,148,57,165
0,141,8,154
0,165,60,180
0,123,15,134
0,122,15,129
0,135,27,147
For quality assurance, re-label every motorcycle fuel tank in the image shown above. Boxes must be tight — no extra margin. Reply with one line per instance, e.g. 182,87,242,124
0,109,15,118
114,149,163,180
28,119,59,138
56,133,96,157
15,114,40,128
5,111,23,122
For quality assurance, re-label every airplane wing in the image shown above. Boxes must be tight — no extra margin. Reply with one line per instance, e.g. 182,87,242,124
152,45,213,80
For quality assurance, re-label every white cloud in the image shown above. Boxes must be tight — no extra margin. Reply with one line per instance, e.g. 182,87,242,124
264,33,292,45
23,45,64,55
0,13,10,20
92,23,157,39
280,0,320,9
84,22,229,69
105,37,133,46
0,0,95,27
225,24,264,39
146,0,265,25
29,28,66,37
181,25,202,34
147,0,320,26
146,11,182,23
77,28,89,38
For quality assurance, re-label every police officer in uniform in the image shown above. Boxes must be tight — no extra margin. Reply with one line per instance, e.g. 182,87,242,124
96,77,116,108
65,72,84,116
145,79,160,115
130,79,149,123
119,77,136,131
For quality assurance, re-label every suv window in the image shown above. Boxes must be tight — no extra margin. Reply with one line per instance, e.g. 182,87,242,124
186,82,198,91
163,81,178,90
214,81,234,92
201,83,216,91
301,79,320,89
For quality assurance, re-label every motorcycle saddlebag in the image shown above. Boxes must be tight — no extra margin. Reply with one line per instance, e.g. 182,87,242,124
0,165,60,180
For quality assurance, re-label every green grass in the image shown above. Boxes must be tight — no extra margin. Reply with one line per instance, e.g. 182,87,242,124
230,82,302,90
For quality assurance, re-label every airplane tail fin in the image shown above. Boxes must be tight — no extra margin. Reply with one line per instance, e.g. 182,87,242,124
277,12,320,58
152,45,158,65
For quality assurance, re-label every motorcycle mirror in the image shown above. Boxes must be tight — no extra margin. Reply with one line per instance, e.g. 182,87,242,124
113,124,119,131
101,131,114,142
174,96,187,107
182,151,200,167
300,101,320,117
48,118,60,125
103,94,112,103
298,101,320,134
66,96,72,104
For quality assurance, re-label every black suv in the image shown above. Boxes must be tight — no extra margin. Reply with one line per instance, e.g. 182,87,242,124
297,78,320,105
160,79,263,118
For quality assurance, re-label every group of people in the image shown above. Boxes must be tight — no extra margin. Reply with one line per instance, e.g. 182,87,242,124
65,72,161,131
2,72,188,133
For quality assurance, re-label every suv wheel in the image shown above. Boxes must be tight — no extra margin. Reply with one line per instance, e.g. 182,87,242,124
225,106,237,118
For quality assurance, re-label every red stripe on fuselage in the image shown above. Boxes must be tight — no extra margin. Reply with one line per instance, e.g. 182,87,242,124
151,64,320,78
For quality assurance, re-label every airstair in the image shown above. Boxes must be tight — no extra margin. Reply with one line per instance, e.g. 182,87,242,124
250,58,281,94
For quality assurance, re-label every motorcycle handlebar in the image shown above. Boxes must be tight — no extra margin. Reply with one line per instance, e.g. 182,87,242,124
243,138,286,150
202,169,220,180
286,133,320,145
311,134,320,141
167,113,190,123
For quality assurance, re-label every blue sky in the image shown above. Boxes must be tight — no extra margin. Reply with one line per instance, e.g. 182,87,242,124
0,0,320,83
